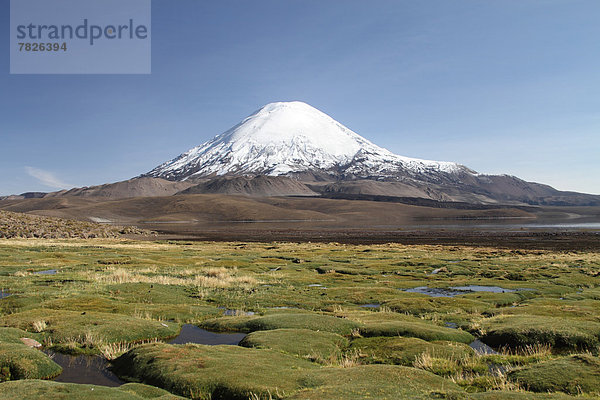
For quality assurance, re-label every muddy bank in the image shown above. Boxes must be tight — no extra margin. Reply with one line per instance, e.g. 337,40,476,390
148,229,600,251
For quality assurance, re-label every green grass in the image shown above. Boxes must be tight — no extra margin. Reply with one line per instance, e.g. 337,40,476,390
113,342,467,400
349,336,474,366
508,354,600,395
112,342,319,399
239,328,348,361
481,315,600,350
359,320,474,343
0,343,61,380
284,365,466,400
0,309,180,354
0,327,61,380
201,313,360,335
0,327,43,345
0,380,184,399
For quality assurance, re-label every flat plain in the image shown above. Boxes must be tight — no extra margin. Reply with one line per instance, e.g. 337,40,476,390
0,238,598,399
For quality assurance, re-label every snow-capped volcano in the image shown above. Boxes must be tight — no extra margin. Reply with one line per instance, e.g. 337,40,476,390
146,101,471,181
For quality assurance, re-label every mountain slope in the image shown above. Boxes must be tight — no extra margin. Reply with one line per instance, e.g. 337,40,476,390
178,176,319,197
44,178,194,200
145,101,469,182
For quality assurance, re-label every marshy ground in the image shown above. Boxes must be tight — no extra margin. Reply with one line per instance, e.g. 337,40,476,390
0,238,598,399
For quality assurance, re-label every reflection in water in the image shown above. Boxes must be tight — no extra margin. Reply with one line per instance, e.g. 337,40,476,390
0,290,10,299
450,285,516,293
469,339,498,355
404,285,529,298
45,325,247,387
35,269,58,275
168,324,246,345
44,351,123,387
223,309,255,316
404,287,465,297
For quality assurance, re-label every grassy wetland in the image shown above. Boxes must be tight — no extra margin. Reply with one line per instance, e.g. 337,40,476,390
0,238,598,399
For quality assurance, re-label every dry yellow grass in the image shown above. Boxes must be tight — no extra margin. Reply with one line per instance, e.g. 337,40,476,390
93,267,259,289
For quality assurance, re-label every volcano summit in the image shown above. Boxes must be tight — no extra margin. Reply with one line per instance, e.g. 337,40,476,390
145,101,470,182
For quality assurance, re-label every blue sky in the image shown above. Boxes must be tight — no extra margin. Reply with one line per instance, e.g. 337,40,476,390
1,0,599,195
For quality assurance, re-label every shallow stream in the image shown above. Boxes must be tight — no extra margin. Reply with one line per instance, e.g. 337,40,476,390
47,324,247,387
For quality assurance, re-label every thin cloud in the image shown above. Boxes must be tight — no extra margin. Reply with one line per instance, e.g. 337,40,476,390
25,167,73,190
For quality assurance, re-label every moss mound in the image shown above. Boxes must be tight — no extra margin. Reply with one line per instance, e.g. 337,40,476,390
201,313,359,335
285,365,466,400
0,343,61,380
239,328,348,360
0,309,179,354
0,380,183,399
482,315,600,350
118,383,185,399
385,296,490,315
508,354,600,395
0,327,61,380
360,320,474,343
350,336,474,366
0,327,43,345
112,342,319,399
113,343,466,400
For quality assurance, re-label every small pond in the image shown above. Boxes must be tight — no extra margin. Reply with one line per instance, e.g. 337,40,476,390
168,324,246,345
45,351,123,387
34,269,58,275
404,285,529,298
359,304,381,308
45,325,247,387
404,287,464,297
451,285,516,293
219,308,255,316
0,290,11,299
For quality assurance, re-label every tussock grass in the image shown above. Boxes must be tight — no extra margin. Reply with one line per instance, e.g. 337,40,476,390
31,320,47,333
0,309,179,355
94,267,259,289
100,338,161,360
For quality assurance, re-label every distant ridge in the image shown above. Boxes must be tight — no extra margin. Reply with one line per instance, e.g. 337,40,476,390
178,176,319,197
43,177,194,200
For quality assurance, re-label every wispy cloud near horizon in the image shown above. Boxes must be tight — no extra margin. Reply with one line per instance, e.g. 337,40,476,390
25,166,74,190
